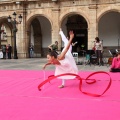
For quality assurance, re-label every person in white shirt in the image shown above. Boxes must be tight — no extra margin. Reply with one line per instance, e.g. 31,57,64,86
94,37,103,65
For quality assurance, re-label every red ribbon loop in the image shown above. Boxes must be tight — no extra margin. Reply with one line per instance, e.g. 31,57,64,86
38,71,112,97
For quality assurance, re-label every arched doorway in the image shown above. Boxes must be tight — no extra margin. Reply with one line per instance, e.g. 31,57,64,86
1,24,12,45
98,11,120,50
0,18,13,58
28,16,52,58
61,14,88,56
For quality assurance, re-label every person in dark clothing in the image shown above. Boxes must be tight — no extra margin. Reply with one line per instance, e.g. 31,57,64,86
29,43,34,58
6,44,12,59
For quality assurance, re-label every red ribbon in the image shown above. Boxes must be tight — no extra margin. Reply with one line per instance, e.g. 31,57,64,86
38,71,112,97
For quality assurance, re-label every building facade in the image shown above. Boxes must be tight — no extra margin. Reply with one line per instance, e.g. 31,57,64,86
0,0,120,58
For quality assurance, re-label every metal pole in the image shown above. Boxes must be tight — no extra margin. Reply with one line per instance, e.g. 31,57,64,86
0,31,1,49
0,24,2,49
118,39,120,50
13,20,18,59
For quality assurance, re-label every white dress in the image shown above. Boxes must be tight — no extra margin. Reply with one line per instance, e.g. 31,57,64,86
55,30,78,79
0,51,3,58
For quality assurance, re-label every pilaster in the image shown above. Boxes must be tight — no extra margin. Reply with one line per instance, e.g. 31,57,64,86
51,4,61,50
88,4,98,49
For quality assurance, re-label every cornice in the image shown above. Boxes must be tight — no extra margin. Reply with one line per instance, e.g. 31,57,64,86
0,0,50,3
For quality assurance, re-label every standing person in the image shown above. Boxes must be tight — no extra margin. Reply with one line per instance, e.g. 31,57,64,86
72,41,78,52
6,44,12,59
2,45,6,59
8,44,12,59
48,41,58,52
77,45,81,56
110,52,120,72
29,43,34,58
94,37,103,65
0,48,3,59
43,29,78,88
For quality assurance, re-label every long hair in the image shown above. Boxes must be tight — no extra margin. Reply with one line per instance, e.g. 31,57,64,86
116,51,120,56
95,37,100,43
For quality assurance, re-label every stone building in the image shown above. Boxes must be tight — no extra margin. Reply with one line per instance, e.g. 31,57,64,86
0,0,120,58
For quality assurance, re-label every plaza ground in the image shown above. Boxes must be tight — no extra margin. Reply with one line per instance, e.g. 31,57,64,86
0,57,110,71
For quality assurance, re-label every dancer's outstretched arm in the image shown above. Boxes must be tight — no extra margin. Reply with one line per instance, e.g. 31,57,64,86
59,29,72,52
43,62,51,69
59,29,69,47
58,31,74,60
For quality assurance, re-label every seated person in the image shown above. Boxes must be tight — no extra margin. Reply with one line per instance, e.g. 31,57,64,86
48,41,58,52
110,52,120,72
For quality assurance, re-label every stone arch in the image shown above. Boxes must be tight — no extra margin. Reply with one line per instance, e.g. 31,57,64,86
27,14,53,31
59,11,90,29
0,16,13,49
59,12,89,52
97,8,119,23
97,8,120,55
26,14,52,57
96,8,120,42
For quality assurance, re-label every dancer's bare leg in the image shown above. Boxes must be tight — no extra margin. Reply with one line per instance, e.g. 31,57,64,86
58,79,65,88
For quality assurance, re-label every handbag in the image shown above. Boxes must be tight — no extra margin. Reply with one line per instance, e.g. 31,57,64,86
92,46,96,51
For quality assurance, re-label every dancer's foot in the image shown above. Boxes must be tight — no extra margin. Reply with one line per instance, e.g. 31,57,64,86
58,85,64,88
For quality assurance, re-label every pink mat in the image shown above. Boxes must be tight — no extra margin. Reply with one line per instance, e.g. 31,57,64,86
0,70,120,120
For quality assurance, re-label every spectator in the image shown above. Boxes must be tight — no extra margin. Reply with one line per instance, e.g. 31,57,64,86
6,44,12,59
110,52,120,72
2,45,6,59
48,41,58,52
94,37,103,65
29,43,34,58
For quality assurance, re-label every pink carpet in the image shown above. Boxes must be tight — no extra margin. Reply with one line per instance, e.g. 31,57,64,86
0,70,120,120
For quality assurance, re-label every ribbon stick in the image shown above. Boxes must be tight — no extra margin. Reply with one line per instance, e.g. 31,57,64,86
38,71,112,97
42,70,46,89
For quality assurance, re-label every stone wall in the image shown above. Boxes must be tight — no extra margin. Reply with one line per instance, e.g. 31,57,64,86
0,0,120,58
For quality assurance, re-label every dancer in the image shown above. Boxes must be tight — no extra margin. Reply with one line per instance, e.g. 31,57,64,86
110,52,120,72
43,29,78,88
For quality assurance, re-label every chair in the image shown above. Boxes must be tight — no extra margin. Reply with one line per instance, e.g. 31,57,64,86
85,50,95,65
72,52,78,64
90,54,97,65
108,49,117,66
85,54,90,65
108,49,117,57
116,49,118,53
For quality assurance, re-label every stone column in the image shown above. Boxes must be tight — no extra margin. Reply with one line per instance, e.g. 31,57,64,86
16,2,28,58
15,14,25,58
88,4,98,50
51,5,61,51
0,24,2,49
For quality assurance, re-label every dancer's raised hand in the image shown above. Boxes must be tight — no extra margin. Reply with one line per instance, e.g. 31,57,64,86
69,31,74,41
